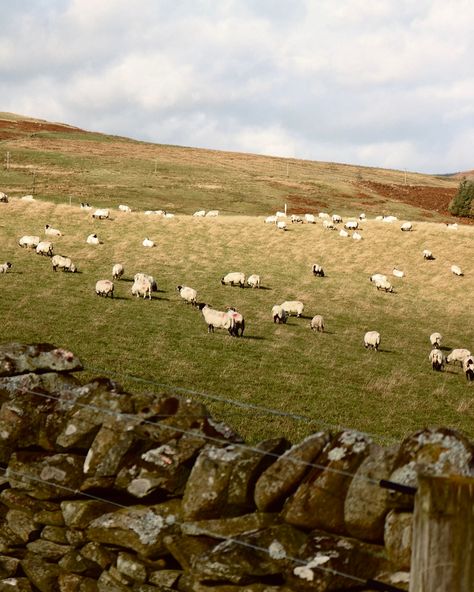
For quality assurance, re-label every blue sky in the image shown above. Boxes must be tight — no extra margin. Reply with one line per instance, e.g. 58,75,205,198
2,0,473,173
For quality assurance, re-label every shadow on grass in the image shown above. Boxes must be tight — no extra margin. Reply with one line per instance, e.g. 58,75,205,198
253,286,272,290
242,335,266,341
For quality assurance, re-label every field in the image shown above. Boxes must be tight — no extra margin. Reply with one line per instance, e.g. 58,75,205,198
0,198,472,445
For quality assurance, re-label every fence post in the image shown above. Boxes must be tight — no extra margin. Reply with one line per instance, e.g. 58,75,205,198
409,474,474,592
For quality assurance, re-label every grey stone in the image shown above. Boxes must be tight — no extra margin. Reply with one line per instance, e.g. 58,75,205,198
0,343,82,377
116,551,147,582
384,510,413,570
21,554,64,592
61,500,118,529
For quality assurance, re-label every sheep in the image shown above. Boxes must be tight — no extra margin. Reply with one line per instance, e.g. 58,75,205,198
339,229,349,238
281,300,304,317
323,220,335,230
429,349,444,371
451,265,463,276
247,274,261,288
18,235,40,249
0,262,12,273
221,272,245,287
400,222,413,231
118,204,132,213
344,220,358,230
44,224,62,237
312,264,325,277
275,211,286,218
318,212,330,219
0,192,8,203
304,214,316,224
264,215,278,224
392,268,405,278
95,279,114,298
291,214,303,224
227,307,245,337
52,255,77,273
193,210,206,217
35,241,54,257
446,223,458,230
142,238,155,248
132,275,152,299
352,232,362,240
375,278,393,293
134,273,158,293
164,212,175,219
86,234,100,245
463,356,474,381
446,349,471,367
176,285,197,305
92,208,109,220
206,210,219,217
272,305,288,324
370,273,387,284
199,304,235,335
276,220,287,230
310,315,324,332
80,202,92,210
21,195,35,202
359,213,366,220
423,250,434,260
112,263,124,280
364,331,381,351
332,214,342,223
383,215,398,223
429,332,442,348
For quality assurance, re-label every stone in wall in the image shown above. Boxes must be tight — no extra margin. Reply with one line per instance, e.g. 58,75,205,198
0,343,82,377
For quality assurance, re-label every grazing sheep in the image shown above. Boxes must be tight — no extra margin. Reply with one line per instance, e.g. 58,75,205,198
272,305,288,324
383,215,398,223
429,332,442,348
52,255,77,273
352,231,362,240
199,304,235,335
118,204,132,213
429,349,444,371
291,214,303,224
446,223,458,230
21,195,35,202
44,224,62,237
35,241,54,257
339,229,349,238
142,238,155,248
132,275,152,299
446,348,471,366
0,192,8,203
227,307,245,337
176,285,197,305
206,210,219,217
95,279,114,298
112,263,124,280
86,234,100,245
318,212,330,219
463,356,474,381
364,331,381,351
310,315,325,332
332,214,342,223
323,220,335,230
276,220,287,230
0,262,12,273
247,274,261,288
92,208,109,220
19,235,40,249
400,222,413,231
281,300,304,317
393,268,405,278
304,213,316,223
221,272,245,287
134,273,158,293
164,212,175,218
344,220,358,230
451,265,463,276
264,215,278,224
193,210,206,217
275,211,286,218
312,264,325,277
375,278,393,293
370,273,387,284
359,213,366,220
80,202,92,210
423,249,434,260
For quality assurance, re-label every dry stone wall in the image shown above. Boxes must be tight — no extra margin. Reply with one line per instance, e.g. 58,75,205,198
0,342,472,591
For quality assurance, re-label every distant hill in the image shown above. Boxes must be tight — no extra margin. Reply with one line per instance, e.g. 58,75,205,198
0,112,461,220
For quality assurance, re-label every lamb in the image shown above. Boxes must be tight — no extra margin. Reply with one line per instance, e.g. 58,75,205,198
429,332,442,348
463,356,474,381
318,212,330,219
134,273,158,293
36,241,54,257
86,234,100,245
446,223,458,230
92,208,109,220
364,331,381,351
339,229,349,238
142,238,155,248
44,224,62,237
193,210,206,217
344,220,358,230
383,215,398,223
272,305,288,324
312,264,325,277
393,268,405,278
352,232,362,240
310,315,325,332
281,300,304,317
291,214,303,223
276,220,287,230
375,278,393,293
112,263,124,280
95,279,114,298
199,304,235,335
323,220,335,230
80,202,92,210
429,349,444,371
164,212,175,218
227,307,245,337
18,235,40,249
247,274,261,288
52,255,77,273
0,192,8,203
423,250,434,260
118,204,132,213
451,265,463,276
132,275,152,299
332,214,342,223
400,222,413,231
221,272,245,287
359,213,366,220
304,214,316,223
446,348,471,366
176,285,197,305
264,215,278,224
206,210,219,217
0,262,12,273
275,211,286,218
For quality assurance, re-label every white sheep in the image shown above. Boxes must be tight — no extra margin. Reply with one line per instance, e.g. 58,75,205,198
272,305,288,324
199,304,235,335
370,273,387,284
142,238,155,248
451,265,463,276
86,234,100,245
44,224,62,237
247,274,261,288
281,300,304,317
429,332,442,348
164,212,175,219
359,213,366,220
352,232,362,240
383,215,398,223
206,210,219,217
0,192,8,203
276,211,286,218
312,264,324,277
132,276,152,299
364,331,381,351
375,278,393,293
291,214,303,224
463,356,474,381
227,307,245,337
318,212,330,219
95,279,114,298
423,249,434,260
18,235,40,249
332,214,342,223
52,255,77,272
112,263,124,280
446,223,458,230
21,195,35,202
134,273,158,293
429,349,444,371
193,210,206,217
176,285,197,305
221,272,245,287
0,262,12,273
276,220,287,230
400,222,413,231
92,208,109,220
323,220,335,230
446,348,471,366
80,202,92,210
392,268,405,278
118,204,132,213
339,229,349,238
264,215,278,224
310,315,325,332
36,241,54,257
344,220,358,230
304,214,316,224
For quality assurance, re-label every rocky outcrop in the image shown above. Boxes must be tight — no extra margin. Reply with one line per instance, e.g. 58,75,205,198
0,342,471,591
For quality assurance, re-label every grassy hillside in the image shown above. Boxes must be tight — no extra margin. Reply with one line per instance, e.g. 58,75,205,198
0,199,472,444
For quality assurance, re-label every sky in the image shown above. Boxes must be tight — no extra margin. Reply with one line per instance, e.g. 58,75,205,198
1,0,473,174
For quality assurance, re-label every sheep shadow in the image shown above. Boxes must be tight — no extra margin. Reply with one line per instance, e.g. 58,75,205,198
255,286,272,291
242,335,266,341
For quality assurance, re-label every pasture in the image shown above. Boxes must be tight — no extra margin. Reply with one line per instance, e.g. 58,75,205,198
0,199,472,445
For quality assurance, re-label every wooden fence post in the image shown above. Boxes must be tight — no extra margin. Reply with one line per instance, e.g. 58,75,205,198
409,474,474,592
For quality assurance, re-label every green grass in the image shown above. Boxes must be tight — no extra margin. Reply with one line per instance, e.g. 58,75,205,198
0,200,472,445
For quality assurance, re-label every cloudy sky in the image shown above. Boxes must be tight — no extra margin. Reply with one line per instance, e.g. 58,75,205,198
2,1,473,173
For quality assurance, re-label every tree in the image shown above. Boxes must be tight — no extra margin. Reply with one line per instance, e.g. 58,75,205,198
449,179,474,217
